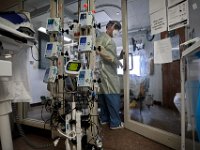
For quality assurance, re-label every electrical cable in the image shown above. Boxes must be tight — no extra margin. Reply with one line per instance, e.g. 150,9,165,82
41,105,45,122
44,119,51,130
12,103,54,149
57,128,76,140
87,120,101,146
31,46,40,61
41,102,51,131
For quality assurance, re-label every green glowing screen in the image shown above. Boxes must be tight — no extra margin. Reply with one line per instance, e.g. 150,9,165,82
67,62,81,71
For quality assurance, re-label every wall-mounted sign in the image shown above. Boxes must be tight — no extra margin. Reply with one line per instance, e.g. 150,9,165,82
168,0,185,7
168,0,189,31
150,8,167,35
149,0,167,35
149,0,166,13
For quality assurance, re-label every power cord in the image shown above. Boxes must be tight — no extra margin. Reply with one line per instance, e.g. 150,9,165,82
12,103,55,149
31,46,40,61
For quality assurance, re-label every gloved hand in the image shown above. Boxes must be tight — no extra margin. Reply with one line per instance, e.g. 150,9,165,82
118,50,123,60
115,59,123,68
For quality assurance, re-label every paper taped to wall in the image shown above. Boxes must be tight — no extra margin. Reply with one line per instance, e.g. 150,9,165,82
154,38,173,64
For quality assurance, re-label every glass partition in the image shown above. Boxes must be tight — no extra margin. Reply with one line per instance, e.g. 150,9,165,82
185,50,200,145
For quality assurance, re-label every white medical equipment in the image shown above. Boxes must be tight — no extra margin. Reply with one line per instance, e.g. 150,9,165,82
0,59,13,150
0,16,37,150
44,42,62,59
0,60,12,76
65,60,82,75
48,66,58,83
42,1,102,149
46,18,61,32
77,69,93,87
78,36,93,52
79,11,94,27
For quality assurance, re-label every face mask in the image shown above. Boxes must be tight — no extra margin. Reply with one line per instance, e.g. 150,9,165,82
112,30,119,38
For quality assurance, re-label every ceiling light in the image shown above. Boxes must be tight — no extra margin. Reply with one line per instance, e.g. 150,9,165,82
4,54,12,59
38,27,47,34
116,12,120,15
64,36,71,42
64,42,78,46
38,27,71,42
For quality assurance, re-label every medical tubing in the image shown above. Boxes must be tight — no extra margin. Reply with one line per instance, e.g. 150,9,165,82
12,103,54,149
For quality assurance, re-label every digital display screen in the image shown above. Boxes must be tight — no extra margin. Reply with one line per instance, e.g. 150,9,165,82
67,62,81,71
48,19,54,25
80,37,87,44
80,14,87,20
47,43,53,51
79,71,85,79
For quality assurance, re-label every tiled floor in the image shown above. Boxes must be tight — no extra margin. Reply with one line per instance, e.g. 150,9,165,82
28,104,181,136
130,105,181,135
11,125,172,150
19,105,175,150
15,105,175,150
101,125,172,150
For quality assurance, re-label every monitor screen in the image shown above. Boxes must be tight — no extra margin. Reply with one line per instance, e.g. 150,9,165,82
67,62,81,71
80,13,87,20
80,37,87,44
79,71,85,79
48,19,54,25
47,43,53,51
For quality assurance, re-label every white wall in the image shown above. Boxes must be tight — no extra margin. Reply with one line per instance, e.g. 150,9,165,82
188,1,200,38
28,45,49,104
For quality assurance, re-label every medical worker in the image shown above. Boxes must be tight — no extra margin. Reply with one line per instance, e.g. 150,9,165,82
96,20,123,129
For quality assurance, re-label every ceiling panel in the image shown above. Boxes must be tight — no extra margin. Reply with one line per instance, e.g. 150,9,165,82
25,0,78,12
127,0,150,29
31,13,50,29
0,0,20,11
95,11,111,24
65,2,78,13
65,0,122,26
24,0,49,12
95,0,121,6
28,0,150,34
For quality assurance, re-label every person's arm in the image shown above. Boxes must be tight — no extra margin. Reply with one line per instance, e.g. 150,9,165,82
96,34,114,62
96,45,115,62
96,34,123,67
96,46,123,68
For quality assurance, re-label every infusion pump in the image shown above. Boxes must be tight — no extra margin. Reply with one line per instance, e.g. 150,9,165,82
46,18,61,32
43,66,58,83
79,11,94,27
44,42,62,59
78,36,93,52
77,69,93,88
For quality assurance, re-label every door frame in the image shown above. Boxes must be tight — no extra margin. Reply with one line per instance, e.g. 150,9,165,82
121,0,199,149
